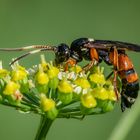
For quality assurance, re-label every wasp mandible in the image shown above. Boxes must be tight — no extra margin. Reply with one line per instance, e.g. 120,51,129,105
0,38,139,112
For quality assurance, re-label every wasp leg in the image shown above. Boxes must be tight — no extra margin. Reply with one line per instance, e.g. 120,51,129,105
112,47,119,100
64,58,77,71
10,48,55,66
82,60,95,72
0,45,54,51
113,70,119,100
82,47,99,72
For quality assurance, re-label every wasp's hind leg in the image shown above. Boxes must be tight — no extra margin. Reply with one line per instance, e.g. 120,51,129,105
109,47,120,100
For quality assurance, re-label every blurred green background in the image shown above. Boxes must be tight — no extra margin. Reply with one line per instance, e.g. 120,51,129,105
0,0,140,140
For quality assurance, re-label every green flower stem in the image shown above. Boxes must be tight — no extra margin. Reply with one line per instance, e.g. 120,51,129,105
35,115,53,140
57,100,79,109
60,107,80,113
1,101,31,110
1,101,43,115
58,107,106,119
48,88,56,99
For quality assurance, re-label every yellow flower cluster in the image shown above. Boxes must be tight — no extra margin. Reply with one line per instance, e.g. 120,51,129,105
0,55,117,120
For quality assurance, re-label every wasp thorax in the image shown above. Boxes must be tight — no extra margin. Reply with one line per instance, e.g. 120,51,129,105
70,38,93,62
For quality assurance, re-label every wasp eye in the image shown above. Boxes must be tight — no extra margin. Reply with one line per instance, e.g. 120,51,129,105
55,43,70,64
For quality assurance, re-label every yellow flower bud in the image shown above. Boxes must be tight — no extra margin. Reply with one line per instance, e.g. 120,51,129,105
89,73,106,84
35,71,49,85
11,69,27,81
74,77,90,89
81,93,97,108
0,69,9,78
17,65,26,71
107,90,117,101
58,80,73,94
3,81,20,95
92,87,109,100
40,54,49,71
102,101,115,112
40,94,55,111
47,66,59,79
104,80,117,101
41,62,48,72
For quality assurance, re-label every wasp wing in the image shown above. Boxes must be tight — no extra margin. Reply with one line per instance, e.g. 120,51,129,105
93,40,140,52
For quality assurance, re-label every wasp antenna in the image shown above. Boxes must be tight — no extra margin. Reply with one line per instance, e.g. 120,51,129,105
9,47,55,66
0,45,54,51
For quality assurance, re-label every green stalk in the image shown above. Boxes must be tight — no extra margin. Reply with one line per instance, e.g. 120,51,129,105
35,115,53,140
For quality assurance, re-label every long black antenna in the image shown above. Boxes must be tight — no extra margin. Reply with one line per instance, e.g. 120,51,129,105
9,47,56,66
0,45,54,51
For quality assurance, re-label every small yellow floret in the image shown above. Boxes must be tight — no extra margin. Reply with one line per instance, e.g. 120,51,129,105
41,62,48,71
3,81,20,95
108,90,117,101
40,55,49,71
74,78,90,89
89,73,105,84
58,80,73,94
105,80,117,101
12,69,27,81
81,93,97,108
47,66,59,79
36,71,49,85
40,94,55,111
92,87,109,100
0,69,9,78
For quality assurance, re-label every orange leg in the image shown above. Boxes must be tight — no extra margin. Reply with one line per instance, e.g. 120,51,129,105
82,60,95,72
113,70,119,100
112,47,119,100
82,48,99,72
64,58,76,71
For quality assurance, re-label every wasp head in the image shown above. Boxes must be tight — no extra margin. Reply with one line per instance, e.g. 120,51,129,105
55,43,70,64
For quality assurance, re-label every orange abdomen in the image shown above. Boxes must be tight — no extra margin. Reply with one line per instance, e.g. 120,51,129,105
118,54,138,83
118,54,133,71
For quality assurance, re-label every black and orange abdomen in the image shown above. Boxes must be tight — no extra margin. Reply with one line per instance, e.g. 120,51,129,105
118,54,139,112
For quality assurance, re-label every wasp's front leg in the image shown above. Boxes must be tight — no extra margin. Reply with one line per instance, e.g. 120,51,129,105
64,58,77,71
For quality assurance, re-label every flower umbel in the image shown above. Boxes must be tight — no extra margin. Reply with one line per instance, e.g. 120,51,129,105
0,55,118,140
0,55,117,116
